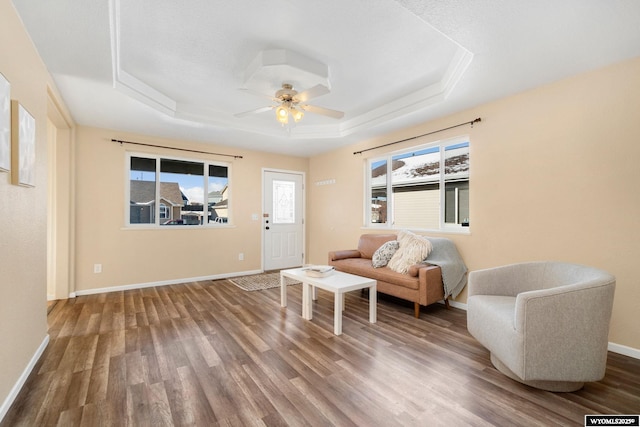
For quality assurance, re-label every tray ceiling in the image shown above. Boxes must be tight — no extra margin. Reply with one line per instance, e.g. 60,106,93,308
11,0,640,156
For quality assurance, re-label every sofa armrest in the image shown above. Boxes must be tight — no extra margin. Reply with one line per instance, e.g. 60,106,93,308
417,264,445,305
329,249,361,262
408,262,433,277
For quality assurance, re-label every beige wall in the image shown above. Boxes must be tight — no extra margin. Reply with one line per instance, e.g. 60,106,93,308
74,126,308,291
307,56,640,351
0,0,50,408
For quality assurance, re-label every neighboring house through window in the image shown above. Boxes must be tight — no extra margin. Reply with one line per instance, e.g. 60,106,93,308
366,136,469,231
127,153,230,226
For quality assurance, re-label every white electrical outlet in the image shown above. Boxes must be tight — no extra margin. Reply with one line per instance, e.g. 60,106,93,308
94,264,102,273
238,253,244,261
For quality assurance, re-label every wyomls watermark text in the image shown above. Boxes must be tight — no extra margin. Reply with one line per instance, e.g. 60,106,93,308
585,415,640,426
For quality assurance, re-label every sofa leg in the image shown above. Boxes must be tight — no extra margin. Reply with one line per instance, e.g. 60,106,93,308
414,302,420,318
444,298,450,309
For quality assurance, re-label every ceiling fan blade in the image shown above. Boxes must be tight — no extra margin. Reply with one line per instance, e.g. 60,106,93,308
300,104,344,119
234,105,274,118
294,84,330,102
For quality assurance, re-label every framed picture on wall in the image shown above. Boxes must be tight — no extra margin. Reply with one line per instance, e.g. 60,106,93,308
11,100,36,187
0,73,10,172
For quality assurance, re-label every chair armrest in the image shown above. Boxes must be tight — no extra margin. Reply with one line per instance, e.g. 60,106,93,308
329,250,361,262
468,262,545,297
514,280,615,334
513,280,615,380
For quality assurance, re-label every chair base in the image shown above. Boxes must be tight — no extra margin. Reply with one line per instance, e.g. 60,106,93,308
490,353,584,392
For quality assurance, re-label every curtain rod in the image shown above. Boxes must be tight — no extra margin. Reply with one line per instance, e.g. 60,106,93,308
353,117,481,155
112,139,244,159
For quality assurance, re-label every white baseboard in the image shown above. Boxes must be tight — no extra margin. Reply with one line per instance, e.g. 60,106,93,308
608,342,640,360
0,334,50,422
73,269,263,296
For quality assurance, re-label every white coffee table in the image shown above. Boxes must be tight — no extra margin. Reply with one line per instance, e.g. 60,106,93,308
280,267,376,335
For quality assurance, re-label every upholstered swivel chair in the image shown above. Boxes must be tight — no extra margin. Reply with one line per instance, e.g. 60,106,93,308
467,261,615,392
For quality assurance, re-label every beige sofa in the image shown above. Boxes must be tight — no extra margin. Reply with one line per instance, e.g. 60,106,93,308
328,234,448,318
467,261,616,391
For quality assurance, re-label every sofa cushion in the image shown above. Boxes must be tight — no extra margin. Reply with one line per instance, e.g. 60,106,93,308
357,234,397,259
388,230,433,274
467,295,520,374
332,258,420,290
372,240,399,268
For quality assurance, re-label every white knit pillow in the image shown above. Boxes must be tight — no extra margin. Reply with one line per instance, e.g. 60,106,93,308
387,230,433,274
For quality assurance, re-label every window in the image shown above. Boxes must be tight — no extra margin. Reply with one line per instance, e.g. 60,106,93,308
127,153,230,226
159,203,169,219
366,137,469,231
272,180,296,224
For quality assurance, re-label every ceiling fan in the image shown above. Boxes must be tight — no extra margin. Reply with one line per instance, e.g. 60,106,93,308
235,83,344,125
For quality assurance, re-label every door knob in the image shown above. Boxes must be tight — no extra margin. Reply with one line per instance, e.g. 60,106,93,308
265,226,270,230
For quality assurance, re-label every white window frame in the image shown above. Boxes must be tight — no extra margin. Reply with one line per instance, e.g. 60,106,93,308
125,152,232,228
364,135,470,233
159,203,169,219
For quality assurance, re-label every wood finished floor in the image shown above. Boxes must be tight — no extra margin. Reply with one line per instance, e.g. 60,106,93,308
3,278,639,426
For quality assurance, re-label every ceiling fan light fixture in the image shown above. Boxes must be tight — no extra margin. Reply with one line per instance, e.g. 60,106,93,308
291,107,304,123
236,82,343,127
275,105,289,124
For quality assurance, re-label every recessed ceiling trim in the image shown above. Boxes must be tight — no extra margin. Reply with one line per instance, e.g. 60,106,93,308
109,0,177,116
107,0,473,141
336,45,473,138
441,47,474,98
114,69,177,116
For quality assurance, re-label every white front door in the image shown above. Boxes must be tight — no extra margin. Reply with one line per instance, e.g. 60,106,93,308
263,170,304,270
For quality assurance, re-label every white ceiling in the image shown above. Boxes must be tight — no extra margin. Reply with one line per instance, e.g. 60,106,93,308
11,0,640,157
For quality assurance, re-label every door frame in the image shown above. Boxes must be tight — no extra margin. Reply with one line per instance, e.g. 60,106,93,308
262,168,306,271
47,91,76,300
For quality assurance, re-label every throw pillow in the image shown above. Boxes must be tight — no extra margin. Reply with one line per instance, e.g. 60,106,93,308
371,240,400,268
387,230,433,274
